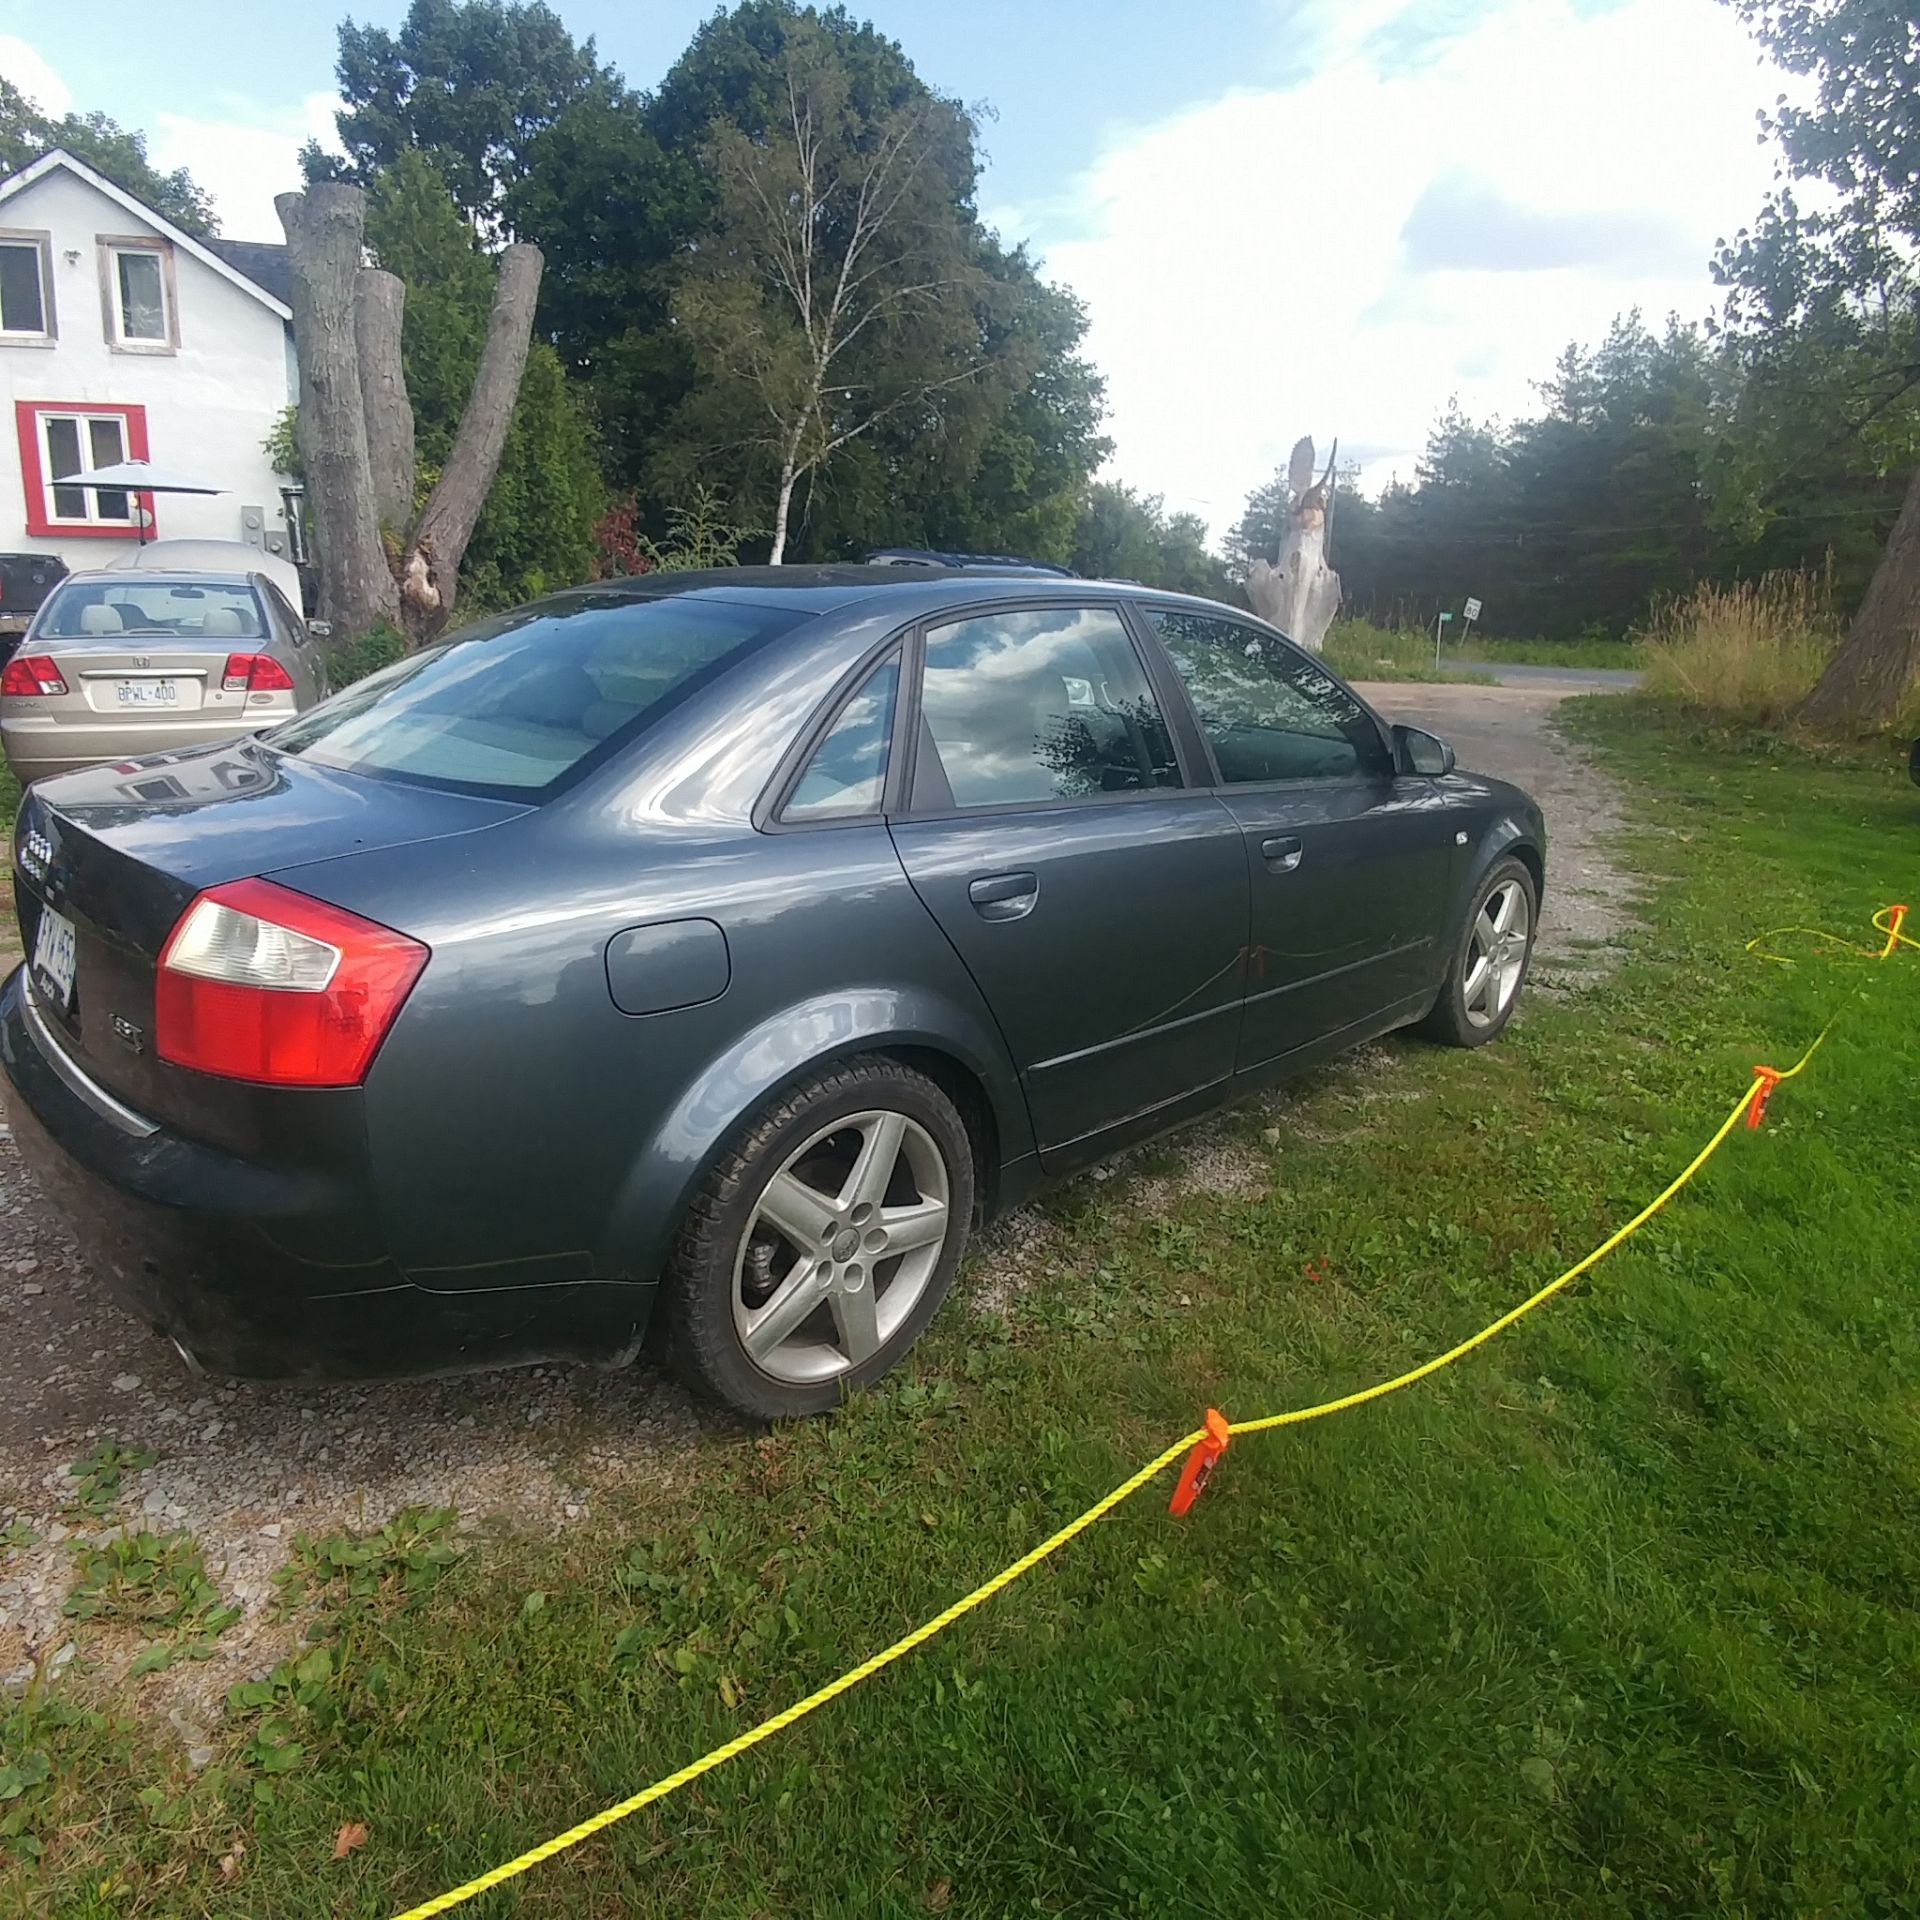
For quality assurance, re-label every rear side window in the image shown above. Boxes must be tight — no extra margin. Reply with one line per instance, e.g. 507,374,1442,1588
784,654,899,821
268,593,804,798
39,579,266,641
915,606,1181,810
1151,610,1390,784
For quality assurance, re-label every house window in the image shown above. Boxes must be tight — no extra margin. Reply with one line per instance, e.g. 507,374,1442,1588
0,232,54,342
99,239,176,350
14,400,153,538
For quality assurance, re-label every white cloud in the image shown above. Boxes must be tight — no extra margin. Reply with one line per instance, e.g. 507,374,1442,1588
4,36,339,241
1031,0,1785,536
0,34,72,116
152,93,344,242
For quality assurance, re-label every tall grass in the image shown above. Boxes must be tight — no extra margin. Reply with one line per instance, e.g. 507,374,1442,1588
1638,571,1839,725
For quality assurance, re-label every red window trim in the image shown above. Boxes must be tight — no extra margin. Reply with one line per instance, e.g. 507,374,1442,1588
15,399,155,539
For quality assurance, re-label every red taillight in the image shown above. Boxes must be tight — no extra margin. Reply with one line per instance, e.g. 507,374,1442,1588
2,654,69,697
155,877,428,1087
221,652,296,693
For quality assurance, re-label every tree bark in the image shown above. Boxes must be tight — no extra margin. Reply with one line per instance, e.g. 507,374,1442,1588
1245,436,1341,651
275,187,398,642
355,268,415,537
401,241,543,641
1795,462,1920,731
770,458,798,565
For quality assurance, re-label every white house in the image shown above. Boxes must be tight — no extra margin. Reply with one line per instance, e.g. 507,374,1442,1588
0,149,300,580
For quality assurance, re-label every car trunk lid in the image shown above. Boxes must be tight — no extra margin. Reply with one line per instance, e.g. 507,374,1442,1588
12,640,267,726
14,739,527,1138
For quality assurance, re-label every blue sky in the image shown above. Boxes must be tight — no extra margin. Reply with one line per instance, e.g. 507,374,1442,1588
9,0,1300,224
3,0,1785,541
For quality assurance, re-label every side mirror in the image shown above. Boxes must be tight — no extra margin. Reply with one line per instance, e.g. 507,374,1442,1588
307,619,332,640
1393,723,1455,777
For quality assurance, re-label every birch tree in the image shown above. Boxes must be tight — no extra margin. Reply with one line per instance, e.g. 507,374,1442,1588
668,19,986,562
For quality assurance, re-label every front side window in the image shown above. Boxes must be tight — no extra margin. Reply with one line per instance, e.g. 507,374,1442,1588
784,654,899,820
20,405,141,533
0,235,52,340
1151,610,1390,784
104,242,173,348
268,592,804,799
914,605,1181,811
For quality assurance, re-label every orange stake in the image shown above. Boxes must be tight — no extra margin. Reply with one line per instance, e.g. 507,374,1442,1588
1747,1064,1783,1130
1168,1408,1232,1515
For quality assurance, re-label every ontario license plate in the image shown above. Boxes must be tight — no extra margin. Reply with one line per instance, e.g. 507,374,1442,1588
115,680,182,706
32,904,76,1010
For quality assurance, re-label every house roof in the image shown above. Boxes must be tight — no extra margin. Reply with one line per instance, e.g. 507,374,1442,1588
0,149,293,323
203,237,293,308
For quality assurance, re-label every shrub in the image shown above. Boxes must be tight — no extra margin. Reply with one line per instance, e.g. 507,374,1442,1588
326,623,409,688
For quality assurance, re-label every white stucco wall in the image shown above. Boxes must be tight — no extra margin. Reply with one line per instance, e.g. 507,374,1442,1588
0,164,296,572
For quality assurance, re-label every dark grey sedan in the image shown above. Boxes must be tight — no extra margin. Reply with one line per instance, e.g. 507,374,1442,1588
1,569,1544,1418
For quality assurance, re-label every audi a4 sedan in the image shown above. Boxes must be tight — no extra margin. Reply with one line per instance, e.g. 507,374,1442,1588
1,569,324,785
2,568,1544,1418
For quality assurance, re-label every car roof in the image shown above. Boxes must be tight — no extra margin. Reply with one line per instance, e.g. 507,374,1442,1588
531,566,1250,623
56,569,262,587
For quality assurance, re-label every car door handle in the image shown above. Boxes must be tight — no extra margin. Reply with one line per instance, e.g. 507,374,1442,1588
1260,835,1304,873
967,871,1039,921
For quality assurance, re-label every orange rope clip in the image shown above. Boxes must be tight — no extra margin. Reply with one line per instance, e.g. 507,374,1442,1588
1747,1065,1783,1130
1168,1408,1232,1515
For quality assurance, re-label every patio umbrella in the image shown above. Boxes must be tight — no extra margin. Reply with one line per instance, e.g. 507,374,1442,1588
61,459,227,544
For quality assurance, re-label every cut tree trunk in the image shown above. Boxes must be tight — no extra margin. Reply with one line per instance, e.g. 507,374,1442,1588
399,242,543,642
276,187,399,642
1795,462,1920,731
1245,435,1341,651
355,268,415,537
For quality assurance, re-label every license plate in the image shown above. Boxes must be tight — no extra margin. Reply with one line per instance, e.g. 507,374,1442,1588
32,904,76,1011
116,680,183,706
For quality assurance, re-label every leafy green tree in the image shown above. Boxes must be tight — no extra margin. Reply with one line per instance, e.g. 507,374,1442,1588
1070,483,1231,598
1719,0,1920,724
659,12,988,560
311,0,1110,569
0,77,216,233
364,150,601,609
304,0,623,226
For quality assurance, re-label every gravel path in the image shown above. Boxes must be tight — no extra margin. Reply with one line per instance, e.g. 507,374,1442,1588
1352,678,1637,987
1,680,1634,1708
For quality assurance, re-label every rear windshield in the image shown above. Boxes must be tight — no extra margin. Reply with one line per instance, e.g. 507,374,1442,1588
266,592,805,798
40,579,266,641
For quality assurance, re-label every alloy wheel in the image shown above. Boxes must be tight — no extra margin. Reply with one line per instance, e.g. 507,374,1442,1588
730,1108,952,1385
1463,878,1530,1029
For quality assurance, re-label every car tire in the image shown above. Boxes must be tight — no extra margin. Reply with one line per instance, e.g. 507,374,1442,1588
663,1056,976,1420
1421,855,1538,1049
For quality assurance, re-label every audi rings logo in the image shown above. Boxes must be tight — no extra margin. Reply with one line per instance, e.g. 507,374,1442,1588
19,826,52,881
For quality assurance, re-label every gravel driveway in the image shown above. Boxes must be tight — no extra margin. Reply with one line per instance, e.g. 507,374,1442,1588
1,682,1632,1701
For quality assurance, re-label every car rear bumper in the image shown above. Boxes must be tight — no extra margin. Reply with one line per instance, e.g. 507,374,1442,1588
1,712,284,782
0,966,656,1379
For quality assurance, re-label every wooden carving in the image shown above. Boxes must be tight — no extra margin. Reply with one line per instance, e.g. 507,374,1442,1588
1246,436,1341,652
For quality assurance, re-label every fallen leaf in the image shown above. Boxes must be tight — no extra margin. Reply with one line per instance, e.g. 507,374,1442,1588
333,1822,370,1860
927,1880,952,1911
219,1841,247,1880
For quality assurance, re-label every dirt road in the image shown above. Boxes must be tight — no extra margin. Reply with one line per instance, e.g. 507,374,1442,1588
1352,679,1635,984
1,682,1633,1697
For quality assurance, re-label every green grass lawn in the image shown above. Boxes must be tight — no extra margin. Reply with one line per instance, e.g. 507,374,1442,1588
5,704,1918,1917
1322,619,1494,685
1462,635,1646,671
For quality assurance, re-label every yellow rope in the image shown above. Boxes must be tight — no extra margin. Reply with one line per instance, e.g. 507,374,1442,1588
389,905,1908,1920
